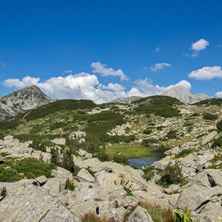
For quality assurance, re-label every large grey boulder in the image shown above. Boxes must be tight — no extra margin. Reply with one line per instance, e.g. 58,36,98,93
77,168,95,183
127,206,153,222
51,167,73,181
43,178,66,194
0,183,80,222
201,131,217,145
176,169,222,221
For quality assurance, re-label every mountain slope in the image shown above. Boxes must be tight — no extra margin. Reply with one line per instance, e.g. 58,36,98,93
162,86,209,104
0,85,53,121
109,96,142,104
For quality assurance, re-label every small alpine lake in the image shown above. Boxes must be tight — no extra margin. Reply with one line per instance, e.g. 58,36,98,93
129,146,168,167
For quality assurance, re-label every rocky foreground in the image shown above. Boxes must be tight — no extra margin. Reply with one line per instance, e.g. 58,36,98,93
0,136,222,221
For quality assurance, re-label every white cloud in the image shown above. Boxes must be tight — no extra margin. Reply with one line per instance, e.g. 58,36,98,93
217,44,222,48
0,60,7,67
64,70,72,73
191,39,209,57
91,62,128,80
188,66,222,80
150,63,171,72
3,76,40,88
153,47,160,52
132,78,191,97
216,91,222,98
102,83,125,91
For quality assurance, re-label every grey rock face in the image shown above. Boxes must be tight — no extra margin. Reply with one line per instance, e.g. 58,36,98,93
127,206,153,222
163,86,209,104
0,85,52,121
43,178,67,194
0,183,80,222
35,175,48,186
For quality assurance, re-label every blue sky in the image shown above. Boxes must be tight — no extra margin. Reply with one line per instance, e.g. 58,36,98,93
0,0,222,103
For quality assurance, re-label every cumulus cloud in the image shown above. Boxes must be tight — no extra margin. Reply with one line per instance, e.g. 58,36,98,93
132,78,191,97
215,91,222,98
188,66,222,80
2,74,119,104
150,63,171,72
191,39,209,57
3,76,40,88
102,83,125,91
91,62,128,80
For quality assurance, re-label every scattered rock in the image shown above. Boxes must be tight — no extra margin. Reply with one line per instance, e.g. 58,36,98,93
51,167,73,181
35,175,48,186
43,178,66,194
77,168,95,183
127,206,153,222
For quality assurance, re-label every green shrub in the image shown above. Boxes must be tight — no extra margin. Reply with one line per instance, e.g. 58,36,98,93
113,153,128,164
166,130,177,139
66,180,75,191
15,158,56,178
212,137,222,148
134,96,181,118
175,149,193,158
174,207,199,222
203,113,218,120
0,167,21,182
124,187,133,196
159,162,183,186
217,120,222,132
143,129,152,134
142,138,158,146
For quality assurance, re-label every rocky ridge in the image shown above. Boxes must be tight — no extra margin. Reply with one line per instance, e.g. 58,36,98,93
162,86,209,104
0,85,52,121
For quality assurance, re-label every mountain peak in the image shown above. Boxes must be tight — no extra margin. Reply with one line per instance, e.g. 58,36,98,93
163,86,209,104
0,85,53,121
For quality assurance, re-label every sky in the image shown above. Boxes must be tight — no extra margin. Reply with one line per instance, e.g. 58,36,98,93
0,0,222,103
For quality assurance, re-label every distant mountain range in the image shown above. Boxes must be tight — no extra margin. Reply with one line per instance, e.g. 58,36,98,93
109,87,210,105
0,85,211,121
162,86,210,104
0,85,52,121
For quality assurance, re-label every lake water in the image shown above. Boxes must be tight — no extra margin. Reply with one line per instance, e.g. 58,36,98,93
129,147,168,167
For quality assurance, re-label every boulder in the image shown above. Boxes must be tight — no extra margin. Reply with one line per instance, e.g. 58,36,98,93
0,183,80,222
127,206,153,222
35,175,48,186
43,178,66,194
201,131,217,145
51,167,73,181
77,168,95,183
52,138,66,145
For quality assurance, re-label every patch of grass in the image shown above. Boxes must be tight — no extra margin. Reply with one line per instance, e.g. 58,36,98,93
203,113,218,120
175,149,193,158
106,143,153,159
212,137,222,148
25,99,96,120
124,187,133,196
166,130,178,139
15,158,56,178
217,120,222,132
143,129,152,134
81,212,116,222
183,122,193,127
134,96,181,118
66,180,75,191
143,166,156,181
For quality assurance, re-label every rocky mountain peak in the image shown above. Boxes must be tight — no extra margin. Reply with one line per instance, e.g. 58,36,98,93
162,86,209,104
0,85,53,121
